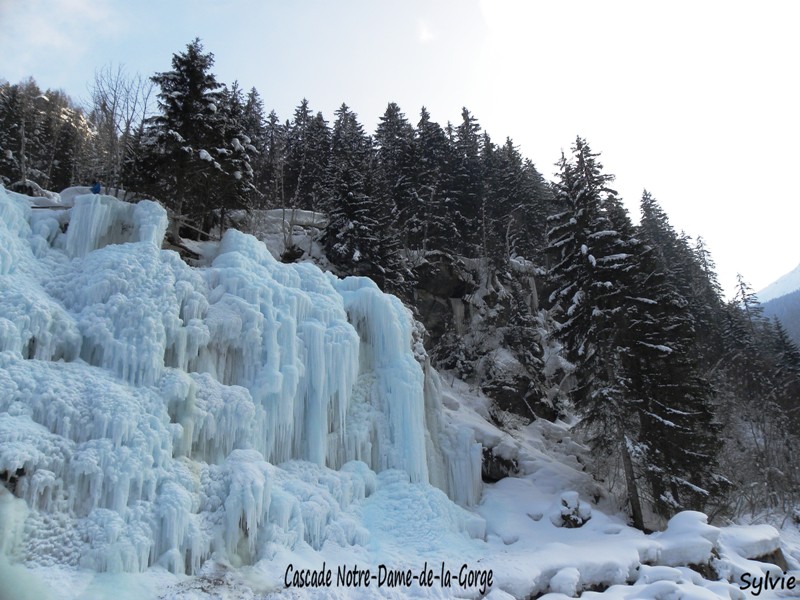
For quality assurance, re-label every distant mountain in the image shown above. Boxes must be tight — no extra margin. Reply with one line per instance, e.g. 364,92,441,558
763,287,800,346
757,262,800,303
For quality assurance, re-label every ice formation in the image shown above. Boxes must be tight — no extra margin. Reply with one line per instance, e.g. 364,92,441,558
0,187,482,575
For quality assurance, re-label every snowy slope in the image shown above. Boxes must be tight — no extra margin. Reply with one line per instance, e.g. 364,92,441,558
1,187,798,599
757,263,800,303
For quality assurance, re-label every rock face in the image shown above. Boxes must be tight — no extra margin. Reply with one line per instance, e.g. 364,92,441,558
414,257,477,344
481,447,518,483
412,254,558,421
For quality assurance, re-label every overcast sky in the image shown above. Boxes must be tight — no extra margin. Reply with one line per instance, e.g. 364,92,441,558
2,0,798,295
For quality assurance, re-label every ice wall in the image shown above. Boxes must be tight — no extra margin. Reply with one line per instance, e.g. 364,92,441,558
0,188,482,575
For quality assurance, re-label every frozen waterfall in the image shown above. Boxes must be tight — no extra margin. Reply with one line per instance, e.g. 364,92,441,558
0,188,482,574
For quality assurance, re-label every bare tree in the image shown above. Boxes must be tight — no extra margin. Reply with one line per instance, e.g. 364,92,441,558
87,64,154,197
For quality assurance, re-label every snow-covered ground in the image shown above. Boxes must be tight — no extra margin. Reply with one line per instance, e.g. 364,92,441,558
1,187,799,599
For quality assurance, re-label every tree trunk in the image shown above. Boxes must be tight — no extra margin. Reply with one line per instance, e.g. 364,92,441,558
620,430,645,530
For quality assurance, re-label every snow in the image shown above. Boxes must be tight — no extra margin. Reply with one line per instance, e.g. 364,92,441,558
651,511,719,567
719,524,781,560
1,185,798,599
757,262,800,303
60,186,132,206
548,567,581,595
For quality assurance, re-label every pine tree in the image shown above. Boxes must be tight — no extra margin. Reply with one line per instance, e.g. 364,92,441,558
241,87,268,201
639,192,727,369
415,106,457,255
0,79,48,188
212,81,258,235
323,104,409,294
717,291,800,513
323,104,377,269
687,236,727,365
497,140,551,263
451,107,483,255
374,102,416,249
283,98,313,208
303,112,331,213
479,132,505,267
481,135,550,269
260,110,286,209
629,215,724,516
733,273,767,335
0,79,91,192
547,138,724,526
772,318,800,377
145,38,224,227
0,81,23,184
639,191,692,290
546,138,646,528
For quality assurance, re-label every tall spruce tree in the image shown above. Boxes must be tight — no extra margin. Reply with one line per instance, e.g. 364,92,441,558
415,106,457,255
145,38,224,227
547,138,724,526
323,105,376,268
322,104,409,295
213,81,258,234
260,110,286,209
240,87,268,201
374,102,417,249
631,205,725,517
451,107,483,255
283,99,313,208
302,112,331,213
546,138,646,527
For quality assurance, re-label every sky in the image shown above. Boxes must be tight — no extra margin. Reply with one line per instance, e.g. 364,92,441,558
2,0,798,296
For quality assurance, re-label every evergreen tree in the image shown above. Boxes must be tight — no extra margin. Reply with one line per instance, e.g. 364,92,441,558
0,81,23,184
242,88,267,150
481,135,550,269
323,104,408,294
145,38,225,227
479,132,505,267
0,79,91,192
547,138,723,526
733,273,766,335
303,112,331,213
546,138,646,527
638,193,727,367
497,140,551,263
772,318,800,378
323,103,377,269
278,101,330,212
639,191,692,291
374,102,416,249
260,110,286,209
686,235,727,364
241,87,268,200
212,81,258,234
283,98,313,208
630,212,725,517
451,107,483,255
0,79,47,187
415,106,457,255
